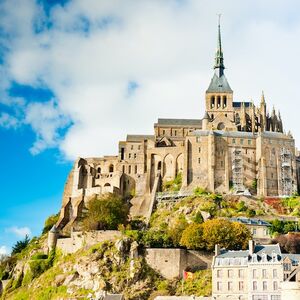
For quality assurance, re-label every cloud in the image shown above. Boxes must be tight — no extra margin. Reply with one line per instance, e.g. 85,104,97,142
0,112,20,129
0,245,9,256
1,0,300,160
5,226,32,238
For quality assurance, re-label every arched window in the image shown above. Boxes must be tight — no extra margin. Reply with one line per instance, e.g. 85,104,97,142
122,165,125,173
104,183,111,187
223,96,227,108
217,96,221,108
135,165,138,174
97,167,101,173
210,96,215,108
109,164,114,173
128,165,131,174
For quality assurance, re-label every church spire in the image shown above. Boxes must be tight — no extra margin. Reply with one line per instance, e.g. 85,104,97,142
214,14,225,77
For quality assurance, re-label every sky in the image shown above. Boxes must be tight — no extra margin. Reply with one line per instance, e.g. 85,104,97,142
1,0,300,254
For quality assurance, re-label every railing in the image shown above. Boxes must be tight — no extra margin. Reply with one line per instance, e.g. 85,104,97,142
156,191,192,202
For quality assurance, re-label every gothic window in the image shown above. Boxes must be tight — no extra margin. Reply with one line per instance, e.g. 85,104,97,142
211,96,215,108
109,164,114,173
129,165,131,174
217,96,221,108
134,153,137,159
131,145,134,150
223,96,227,107
97,167,101,173
263,281,267,291
198,158,201,164
135,165,137,174
122,165,125,173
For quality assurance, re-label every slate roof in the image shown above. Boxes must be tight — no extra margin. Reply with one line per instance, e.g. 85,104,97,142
283,253,300,265
217,250,249,258
206,73,233,93
126,135,155,142
230,217,271,227
156,118,202,127
233,102,252,108
254,244,281,257
193,130,256,138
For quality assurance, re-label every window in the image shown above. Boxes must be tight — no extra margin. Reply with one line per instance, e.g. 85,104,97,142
198,147,201,153
134,153,137,159
253,296,268,300
238,269,244,278
253,281,257,290
174,130,177,136
252,228,257,235
138,145,141,150
198,158,201,164
128,165,131,174
162,130,165,135
232,138,236,144
273,269,277,278
240,139,244,145
228,281,233,291
221,161,224,167
239,281,244,291
122,165,125,173
217,282,222,291
211,96,215,108
263,281,267,291
134,165,137,174
228,269,233,278
217,270,222,278
248,139,252,145
223,96,227,107
262,269,267,278
129,153,132,159
253,269,257,278
97,167,101,173
131,145,134,150
217,96,221,108
109,164,114,173
273,281,278,290
284,263,291,271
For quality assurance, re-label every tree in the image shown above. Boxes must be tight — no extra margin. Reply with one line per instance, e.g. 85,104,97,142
274,234,300,254
82,194,129,230
168,217,188,246
42,214,59,234
202,219,251,251
11,235,30,255
180,224,205,250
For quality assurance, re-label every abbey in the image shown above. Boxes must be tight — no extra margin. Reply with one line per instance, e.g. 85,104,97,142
57,22,300,231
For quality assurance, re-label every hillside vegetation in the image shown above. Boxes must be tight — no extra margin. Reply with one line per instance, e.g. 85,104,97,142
1,191,300,299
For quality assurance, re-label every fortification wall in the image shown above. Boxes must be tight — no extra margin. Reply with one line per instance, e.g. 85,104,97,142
145,248,211,279
56,230,122,254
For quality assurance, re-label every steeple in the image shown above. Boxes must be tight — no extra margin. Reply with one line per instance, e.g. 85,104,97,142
260,91,266,104
214,15,225,77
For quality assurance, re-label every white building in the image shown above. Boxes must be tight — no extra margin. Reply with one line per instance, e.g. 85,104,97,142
212,240,300,300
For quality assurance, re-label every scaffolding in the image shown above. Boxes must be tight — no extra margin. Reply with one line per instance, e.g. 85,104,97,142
280,148,293,196
232,148,245,193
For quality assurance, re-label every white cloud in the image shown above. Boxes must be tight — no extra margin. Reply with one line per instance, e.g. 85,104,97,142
5,226,31,238
1,0,300,159
0,112,20,129
0,245,9,256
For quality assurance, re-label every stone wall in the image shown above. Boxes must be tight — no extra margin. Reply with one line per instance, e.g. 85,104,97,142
145,248,211,279
282,282,300,300
56,230,122,254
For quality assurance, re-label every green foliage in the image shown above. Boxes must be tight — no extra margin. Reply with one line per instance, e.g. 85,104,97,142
180,224,205,250
82,193,129,230
246,208,256,217
29,250,55,280
236,201,247,212
193,187,208,196
42,214,59,234
163,173,182,192
141,229,173,248
252,179,258,190
31,252,48,260
12,235,30,255
269,219,299,235
168,216,188,246
176,269,212,296
193,211,204,224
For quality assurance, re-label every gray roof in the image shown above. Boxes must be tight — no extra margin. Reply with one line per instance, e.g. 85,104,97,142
104,295,124,300
217,250,249,258
126,135,155,142
254,244,281,257
206,73,233,93
230,217,271,227
283,253,300,264
233,102,252,108
193,130,256,138
156,118,202,127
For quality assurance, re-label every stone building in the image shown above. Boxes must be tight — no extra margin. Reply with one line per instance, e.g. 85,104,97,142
56,21,300,231
211,240,300,300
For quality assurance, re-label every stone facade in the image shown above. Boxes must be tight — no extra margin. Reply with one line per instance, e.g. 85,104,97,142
56,22,300,232
145,248,211,280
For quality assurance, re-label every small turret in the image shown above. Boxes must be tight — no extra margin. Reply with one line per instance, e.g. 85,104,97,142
48,225,58,252
202,111,210,130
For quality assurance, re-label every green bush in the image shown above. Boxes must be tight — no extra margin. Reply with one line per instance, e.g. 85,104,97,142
82,193,129,231
246,209,256,217
180,224,205,250
42,214,59,234
236,201,247,212
31,252,48,260
193,187,208,196
193,211,204,224
141,229,173,248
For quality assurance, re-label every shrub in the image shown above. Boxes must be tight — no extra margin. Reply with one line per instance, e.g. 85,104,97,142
141,229,173,248
193,211,204,224
246,209,256,218
180,224,205,250
193,187,208,196
42,214,59,234
82,193,129,231
168,217,188,246
236,201,247,212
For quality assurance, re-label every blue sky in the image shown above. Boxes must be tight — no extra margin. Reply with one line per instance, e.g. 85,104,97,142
1,0,300,254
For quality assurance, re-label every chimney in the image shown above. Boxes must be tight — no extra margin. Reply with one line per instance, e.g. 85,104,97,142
215,244,221,256
249,240,255,255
